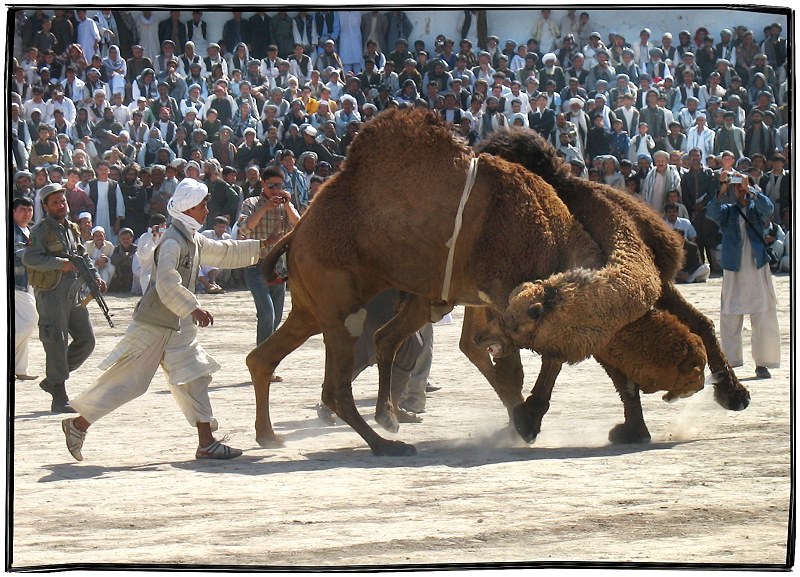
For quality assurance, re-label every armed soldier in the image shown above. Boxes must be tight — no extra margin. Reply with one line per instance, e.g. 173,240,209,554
23,183,107,413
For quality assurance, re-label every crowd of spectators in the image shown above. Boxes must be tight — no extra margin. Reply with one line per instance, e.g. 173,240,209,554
11,8,792,295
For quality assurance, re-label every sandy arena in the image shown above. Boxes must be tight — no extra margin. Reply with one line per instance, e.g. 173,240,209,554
9,274,793,569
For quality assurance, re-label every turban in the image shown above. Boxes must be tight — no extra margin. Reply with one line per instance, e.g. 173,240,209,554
168,178,209,233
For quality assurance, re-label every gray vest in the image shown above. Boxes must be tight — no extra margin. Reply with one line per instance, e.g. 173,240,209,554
132,221,196,330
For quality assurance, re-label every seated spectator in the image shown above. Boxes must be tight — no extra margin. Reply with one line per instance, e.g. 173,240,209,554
108,227,137,293
85,225,115,285
664,202,710,283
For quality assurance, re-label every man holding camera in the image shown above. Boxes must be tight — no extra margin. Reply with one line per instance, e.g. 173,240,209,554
237,166,301,351
706,169,780,379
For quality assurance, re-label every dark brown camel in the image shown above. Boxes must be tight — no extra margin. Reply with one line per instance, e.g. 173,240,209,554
246,109,665,455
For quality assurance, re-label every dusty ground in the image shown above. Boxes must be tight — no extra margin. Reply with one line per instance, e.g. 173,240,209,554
8,274,793,570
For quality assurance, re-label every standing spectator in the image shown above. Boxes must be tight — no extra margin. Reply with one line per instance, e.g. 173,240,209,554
23,183,104,413
238,166,301,347
119,164,148,236
87,161,125,244
706,171,780,378
222,12,249,57
337,11,364,74
385,11,413,57
13,197,39,381
291,11,316,56
533,10,560,54
178,12,206,57
456,10,487,51
51,10,75,57
137,11,160,62
158,11,187,51
76,10,101,64
315,11,340,55
247,10,273,59
361,11,388,53
270,11,295,58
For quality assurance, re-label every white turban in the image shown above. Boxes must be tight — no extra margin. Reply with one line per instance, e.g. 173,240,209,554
168,178,209,233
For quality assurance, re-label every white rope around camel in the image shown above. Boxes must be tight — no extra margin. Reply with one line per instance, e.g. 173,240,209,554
441,156,480,302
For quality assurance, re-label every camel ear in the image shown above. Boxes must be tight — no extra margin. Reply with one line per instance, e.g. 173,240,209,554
528,303,544,321
528,282,562,321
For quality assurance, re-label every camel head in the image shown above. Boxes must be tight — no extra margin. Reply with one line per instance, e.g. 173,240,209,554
661,332,707,402
475,268,601,362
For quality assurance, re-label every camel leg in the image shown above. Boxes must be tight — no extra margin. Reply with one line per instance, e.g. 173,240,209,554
373,294,431,433
658,282,750,411
321,324,416,456
511,356,563,443
246,307,320,448
460,307,525,416
598,360,652,444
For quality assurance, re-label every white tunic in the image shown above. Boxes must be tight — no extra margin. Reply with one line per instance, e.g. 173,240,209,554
721,218,778,315
77,18,101,63
338,11,363,66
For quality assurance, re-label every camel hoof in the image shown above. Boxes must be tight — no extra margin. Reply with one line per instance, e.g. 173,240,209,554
316,403,337,426
608,423,651,445
371,440,417,457
712,370,751,411
511,401,546,444
375,410,400,434
255,434,285,448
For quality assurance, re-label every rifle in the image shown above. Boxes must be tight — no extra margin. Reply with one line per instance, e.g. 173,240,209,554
64,252,115,328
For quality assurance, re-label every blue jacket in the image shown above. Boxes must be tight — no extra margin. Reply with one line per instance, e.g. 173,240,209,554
706,191,774,272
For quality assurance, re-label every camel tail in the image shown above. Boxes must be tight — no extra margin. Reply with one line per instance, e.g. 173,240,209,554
261,230,293,282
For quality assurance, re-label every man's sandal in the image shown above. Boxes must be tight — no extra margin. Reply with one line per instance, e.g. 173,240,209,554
62,418,86,461
196,436,243,460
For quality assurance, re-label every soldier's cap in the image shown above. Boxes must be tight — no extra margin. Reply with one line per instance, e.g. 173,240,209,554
40,182,66,201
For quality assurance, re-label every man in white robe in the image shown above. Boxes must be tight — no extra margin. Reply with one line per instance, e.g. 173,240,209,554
62,179,263,462
76,10,101,63
337,11,364,74
707,172,780,378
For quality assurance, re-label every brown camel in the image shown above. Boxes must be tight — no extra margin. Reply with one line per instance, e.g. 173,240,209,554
246,109,665,455
474,129,750,442
475,283,708,435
